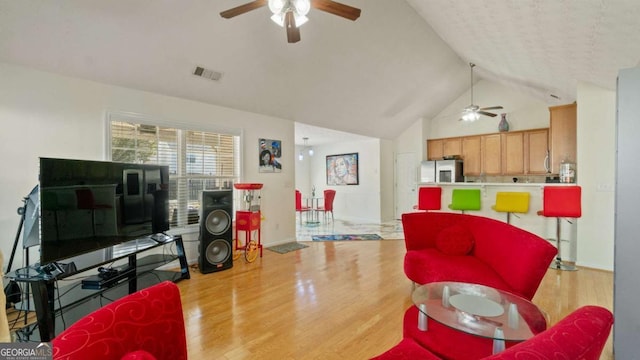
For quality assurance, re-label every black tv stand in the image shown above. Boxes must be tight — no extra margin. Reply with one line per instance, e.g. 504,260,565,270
81,266,135,290
6,234,190,342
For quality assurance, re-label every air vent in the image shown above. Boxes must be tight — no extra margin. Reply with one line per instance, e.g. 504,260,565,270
193,66,223,81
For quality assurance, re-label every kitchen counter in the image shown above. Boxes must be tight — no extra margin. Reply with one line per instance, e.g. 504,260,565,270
417,182,579,261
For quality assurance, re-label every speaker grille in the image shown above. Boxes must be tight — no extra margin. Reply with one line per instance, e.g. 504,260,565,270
205,238,232,265
205,209,231,235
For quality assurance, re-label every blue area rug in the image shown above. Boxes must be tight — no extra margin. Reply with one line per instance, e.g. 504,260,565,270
312,234,383,241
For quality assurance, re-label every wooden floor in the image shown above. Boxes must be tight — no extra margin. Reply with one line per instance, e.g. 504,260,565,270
177,240,613,360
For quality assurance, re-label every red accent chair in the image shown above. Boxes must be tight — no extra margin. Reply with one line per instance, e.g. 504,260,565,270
414,187,442,211
537,185,581,270
295,189,310,224
370,305,613,360
402,212,557,301
315,189,336,222
52,281,187,360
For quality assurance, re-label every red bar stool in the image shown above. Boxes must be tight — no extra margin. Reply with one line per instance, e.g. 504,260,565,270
414,186,442,211
537,186,581,271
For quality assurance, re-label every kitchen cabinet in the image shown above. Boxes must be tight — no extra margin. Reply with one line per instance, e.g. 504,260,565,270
426,139,443,160
443,138,462,158
481,134,502,175
427,137,462,160
501,129,549,175
428,128,550,177
502,132,524,175
462,136,481,175
525,129,549,174
549,103,577,174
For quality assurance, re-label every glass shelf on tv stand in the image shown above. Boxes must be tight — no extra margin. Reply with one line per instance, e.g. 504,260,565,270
5,234,190,342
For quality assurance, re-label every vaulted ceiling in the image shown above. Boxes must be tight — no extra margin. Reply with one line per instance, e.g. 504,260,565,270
1,0,639,146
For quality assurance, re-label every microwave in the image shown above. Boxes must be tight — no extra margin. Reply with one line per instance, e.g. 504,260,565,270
436,160,464,183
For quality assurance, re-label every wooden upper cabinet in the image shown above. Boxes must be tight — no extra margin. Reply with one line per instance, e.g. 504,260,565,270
427,127,550,176
462,136,481,175
443,138,462,158
549,103,577,174
427,137,462,160
481,134,502,175
525,129,549,174
502,132,524,175
426,139,444,160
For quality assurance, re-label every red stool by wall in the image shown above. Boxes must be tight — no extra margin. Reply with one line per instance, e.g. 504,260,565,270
537,186,581,271
415,187,442,211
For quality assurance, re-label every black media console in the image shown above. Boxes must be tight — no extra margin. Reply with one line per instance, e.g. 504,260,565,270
6,235,190,342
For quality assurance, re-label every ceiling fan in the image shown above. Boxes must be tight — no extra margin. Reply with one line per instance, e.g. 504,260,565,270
220,0,361,43
460,63,503,122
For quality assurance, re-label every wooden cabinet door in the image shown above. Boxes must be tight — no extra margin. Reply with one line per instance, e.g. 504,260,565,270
482,134,502,175
443,138,462,158
502,132,524,174
549,103,577,174
427,139,443,160
462,136,481,175
526,129,549,174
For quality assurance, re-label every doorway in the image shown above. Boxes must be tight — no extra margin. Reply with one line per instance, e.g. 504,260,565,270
395,152,417,219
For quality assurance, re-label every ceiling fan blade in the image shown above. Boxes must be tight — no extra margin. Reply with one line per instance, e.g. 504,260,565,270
285,11,301,43
480,106,504,111
311,0,361,21
220,0,267,19
478,111,498,117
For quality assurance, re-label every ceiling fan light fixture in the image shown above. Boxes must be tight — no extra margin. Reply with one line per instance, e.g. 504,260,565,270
462,111,480,122
269,0,310,27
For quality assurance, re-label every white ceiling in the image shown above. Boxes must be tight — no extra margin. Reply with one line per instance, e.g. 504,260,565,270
1,0,639,146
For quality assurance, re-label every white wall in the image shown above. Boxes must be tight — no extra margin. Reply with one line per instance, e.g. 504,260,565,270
0,62,298,269
300,139,384,223
576,82,616,270
429,80,550,139
380,139,395,221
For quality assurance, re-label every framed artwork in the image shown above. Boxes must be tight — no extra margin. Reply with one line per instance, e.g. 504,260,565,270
326,153,359,185
259,138,282,173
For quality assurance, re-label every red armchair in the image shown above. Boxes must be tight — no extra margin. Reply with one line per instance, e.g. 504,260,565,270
52,281,187,360
371,305,613,360
402,212,557,300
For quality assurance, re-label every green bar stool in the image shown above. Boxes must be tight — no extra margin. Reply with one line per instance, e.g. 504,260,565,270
492,191,530,224
448,189,481,213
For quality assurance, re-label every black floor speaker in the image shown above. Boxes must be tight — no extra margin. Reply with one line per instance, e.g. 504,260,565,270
199,190,233,274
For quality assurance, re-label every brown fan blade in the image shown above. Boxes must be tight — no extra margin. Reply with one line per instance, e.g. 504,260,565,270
220,0,267,19
285,11,301,43
478,111,498,117
311,0,361,21
480,106,504,111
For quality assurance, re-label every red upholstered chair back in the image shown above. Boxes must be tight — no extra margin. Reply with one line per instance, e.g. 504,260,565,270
52,281,187,360
392,305,613,360
295,190,304,211
417,187,442,211
323,189,336,211
486,305,613,359
539,186,582,218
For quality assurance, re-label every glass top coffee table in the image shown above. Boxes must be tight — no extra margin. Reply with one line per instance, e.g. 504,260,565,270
412,282,547,352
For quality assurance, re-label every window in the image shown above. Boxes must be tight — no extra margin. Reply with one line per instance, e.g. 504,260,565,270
109,117,240,228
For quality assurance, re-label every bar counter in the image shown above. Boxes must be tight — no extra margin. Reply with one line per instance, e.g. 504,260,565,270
418,182,578,262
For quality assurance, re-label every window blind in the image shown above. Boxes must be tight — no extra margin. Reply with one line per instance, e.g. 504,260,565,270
110,121,240,228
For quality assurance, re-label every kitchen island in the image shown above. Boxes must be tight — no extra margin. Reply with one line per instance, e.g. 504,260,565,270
418,182,578,262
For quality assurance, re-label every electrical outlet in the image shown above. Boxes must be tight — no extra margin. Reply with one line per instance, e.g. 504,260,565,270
596,183,614,192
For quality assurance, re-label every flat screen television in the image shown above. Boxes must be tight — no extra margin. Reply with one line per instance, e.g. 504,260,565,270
39,157,170,265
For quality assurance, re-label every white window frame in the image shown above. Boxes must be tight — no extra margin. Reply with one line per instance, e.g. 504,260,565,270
105,110,243,231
